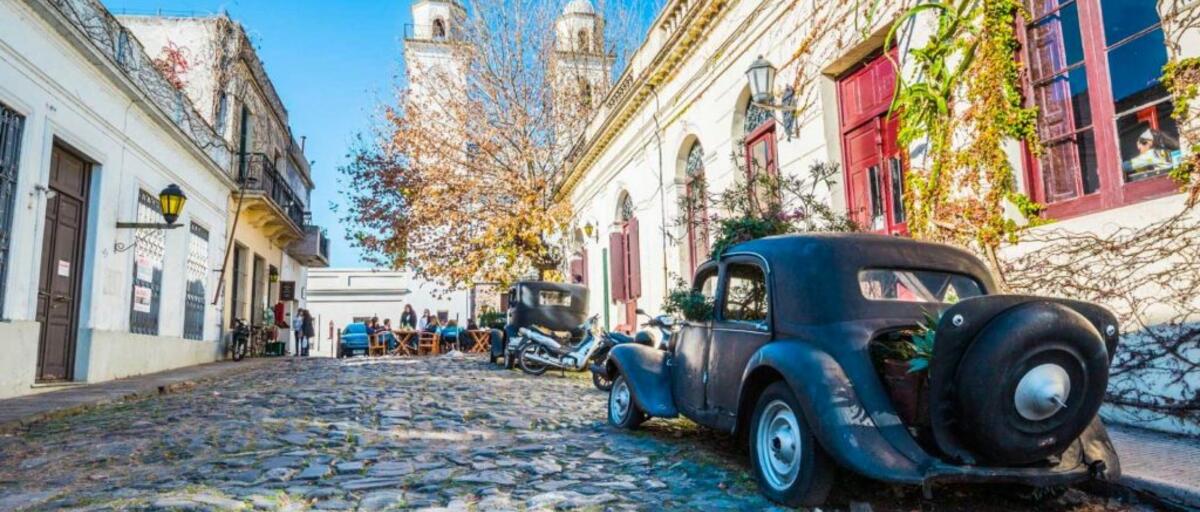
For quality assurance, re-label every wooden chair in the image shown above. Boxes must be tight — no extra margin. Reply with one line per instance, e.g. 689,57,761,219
417,332,440,355
368,332,387,357
467,330,491,354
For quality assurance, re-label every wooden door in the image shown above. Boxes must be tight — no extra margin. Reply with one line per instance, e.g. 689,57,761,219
36,145,91,382
839,53,907,235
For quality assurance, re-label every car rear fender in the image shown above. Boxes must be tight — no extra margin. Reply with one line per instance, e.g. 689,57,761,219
609,344,678,418
740,341,925,484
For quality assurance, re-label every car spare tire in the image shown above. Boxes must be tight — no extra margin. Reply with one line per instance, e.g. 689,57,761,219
954,301,1109,465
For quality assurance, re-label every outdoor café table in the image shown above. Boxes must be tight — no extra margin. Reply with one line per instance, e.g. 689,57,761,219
417,332,440,355
390,330,417,356
466,330,491,353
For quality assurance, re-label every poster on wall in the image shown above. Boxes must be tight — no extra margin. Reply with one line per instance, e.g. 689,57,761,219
279,281,296,302
136,255,153,282
132,285,153,313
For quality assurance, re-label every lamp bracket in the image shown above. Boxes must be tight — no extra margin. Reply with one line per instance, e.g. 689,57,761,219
113,222,181,253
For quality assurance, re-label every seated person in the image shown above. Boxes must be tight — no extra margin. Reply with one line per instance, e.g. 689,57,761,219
1123,128,1180,178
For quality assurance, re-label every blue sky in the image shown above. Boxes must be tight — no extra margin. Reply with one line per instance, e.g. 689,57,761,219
102,0,660,267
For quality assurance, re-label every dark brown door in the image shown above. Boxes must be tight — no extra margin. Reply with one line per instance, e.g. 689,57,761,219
36,145,91,382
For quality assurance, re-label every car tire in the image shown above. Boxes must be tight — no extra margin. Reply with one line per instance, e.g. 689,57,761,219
518,343,549,376
750,381,833,508
607,375,645,429
954,302,1109,465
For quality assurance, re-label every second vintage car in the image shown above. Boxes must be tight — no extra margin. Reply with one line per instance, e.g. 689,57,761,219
604,233,1121,507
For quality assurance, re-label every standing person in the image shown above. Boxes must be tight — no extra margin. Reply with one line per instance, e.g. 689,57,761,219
400,304,417,330
301,309,315,357
292,309,305,356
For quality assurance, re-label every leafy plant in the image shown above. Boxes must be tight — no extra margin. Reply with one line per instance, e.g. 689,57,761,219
906,311,941,373
663,276,714,322
478,309,505,328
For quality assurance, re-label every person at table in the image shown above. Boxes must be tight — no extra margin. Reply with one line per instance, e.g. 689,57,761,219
422,313,439,333
417,309,432,331
400,304,417,330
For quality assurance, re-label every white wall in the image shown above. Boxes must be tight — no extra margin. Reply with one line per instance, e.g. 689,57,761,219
304,269,470,357
0,0,233,397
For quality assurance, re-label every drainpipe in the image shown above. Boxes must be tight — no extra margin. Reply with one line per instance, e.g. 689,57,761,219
650,86,669,294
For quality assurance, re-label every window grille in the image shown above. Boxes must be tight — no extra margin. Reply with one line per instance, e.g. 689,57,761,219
0,104,24,316
129,190,165,335
184,223,209,340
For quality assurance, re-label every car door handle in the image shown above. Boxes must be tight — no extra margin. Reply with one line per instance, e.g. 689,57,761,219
52,295,69,303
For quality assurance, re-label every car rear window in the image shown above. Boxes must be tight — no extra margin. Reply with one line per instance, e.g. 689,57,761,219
858,269,984,303
537,290,572,307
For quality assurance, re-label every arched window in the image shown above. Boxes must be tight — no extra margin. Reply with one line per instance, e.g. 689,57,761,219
617,193,634,222
743,97,777,212
577,29,590,52
432,19,446,39
684,142,709,273
744,102,773,136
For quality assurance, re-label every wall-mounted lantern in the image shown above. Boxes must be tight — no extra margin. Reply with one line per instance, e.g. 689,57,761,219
745,55,800,138
582,221,595,240
114,184,187,253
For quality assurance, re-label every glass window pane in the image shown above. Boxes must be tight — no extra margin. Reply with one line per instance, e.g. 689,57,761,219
1027,2,1084,81
1107,28,1168,108
867,165,884,230
723,264,767,323
1100,0,1161,45
859,269,985,303
1118,100,1183,183
1039,130,1100,202
890,158,905,223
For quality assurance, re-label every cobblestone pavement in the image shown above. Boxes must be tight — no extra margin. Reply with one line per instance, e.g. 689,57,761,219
0,356,1157,511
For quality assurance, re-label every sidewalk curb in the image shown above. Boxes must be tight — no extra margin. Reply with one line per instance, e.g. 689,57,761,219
0,359,275,436
1115,475,1200,511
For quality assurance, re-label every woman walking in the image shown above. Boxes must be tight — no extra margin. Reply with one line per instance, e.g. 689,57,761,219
301,309,315,356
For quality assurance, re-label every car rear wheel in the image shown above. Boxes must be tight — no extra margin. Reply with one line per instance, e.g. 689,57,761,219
607,375,645,429
750,382,833,508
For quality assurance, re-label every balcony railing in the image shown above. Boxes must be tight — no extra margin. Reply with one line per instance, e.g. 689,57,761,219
240,153,305,229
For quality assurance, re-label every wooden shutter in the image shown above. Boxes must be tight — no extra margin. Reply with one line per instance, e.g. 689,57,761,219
609,231,626,302
627,217,642,300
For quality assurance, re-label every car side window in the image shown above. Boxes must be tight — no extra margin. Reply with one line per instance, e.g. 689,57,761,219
722,263,768,324
696,269,718,301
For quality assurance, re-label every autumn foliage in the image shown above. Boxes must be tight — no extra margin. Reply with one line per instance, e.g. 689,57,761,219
340,0,624,289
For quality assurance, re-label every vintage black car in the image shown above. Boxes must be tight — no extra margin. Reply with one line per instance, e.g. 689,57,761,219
490,281,590,368
605,234,1120,507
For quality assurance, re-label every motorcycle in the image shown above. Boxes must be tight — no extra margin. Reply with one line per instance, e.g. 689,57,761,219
590,310,676,391
230,318,250,361
516,314,604,376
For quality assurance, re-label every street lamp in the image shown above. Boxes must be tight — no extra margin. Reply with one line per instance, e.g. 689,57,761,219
746,55,777,105
114,184,188,252
158,184,187,225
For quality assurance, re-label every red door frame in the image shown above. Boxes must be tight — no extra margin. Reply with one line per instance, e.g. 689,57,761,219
837,51,907,235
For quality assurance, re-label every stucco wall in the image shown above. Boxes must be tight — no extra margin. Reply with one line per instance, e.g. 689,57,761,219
0,0,232,396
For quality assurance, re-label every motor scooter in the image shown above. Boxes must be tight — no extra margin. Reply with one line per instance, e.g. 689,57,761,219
590,309,676,390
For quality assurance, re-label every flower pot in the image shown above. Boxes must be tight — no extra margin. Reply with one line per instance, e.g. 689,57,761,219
882,359,928,427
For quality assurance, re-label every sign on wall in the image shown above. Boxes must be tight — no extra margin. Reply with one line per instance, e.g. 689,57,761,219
279,281,296,302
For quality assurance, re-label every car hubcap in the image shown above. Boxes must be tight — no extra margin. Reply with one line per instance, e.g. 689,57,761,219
757,400,801,490
1014,363,1071,421
610,379,631,422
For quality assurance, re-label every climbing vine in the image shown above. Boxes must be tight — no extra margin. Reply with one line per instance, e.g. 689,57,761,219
1163,56,1200,202
887,0,1042,282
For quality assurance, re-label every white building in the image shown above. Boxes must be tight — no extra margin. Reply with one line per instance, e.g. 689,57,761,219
562,0,1199,433
304,269,474,357
0,0,236,397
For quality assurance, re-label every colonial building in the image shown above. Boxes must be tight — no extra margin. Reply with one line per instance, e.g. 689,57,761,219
119,14,330,344
0,0,236,397
562,0,1198,433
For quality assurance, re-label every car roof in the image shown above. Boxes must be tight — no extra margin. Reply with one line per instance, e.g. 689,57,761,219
717,233,996,326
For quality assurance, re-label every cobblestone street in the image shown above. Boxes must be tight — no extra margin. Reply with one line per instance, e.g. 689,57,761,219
0,356,1156,511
